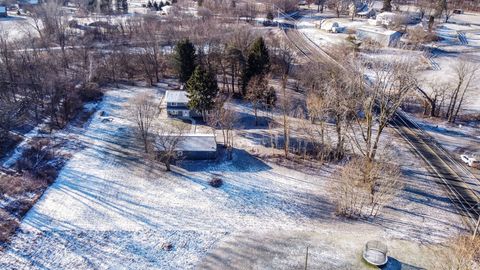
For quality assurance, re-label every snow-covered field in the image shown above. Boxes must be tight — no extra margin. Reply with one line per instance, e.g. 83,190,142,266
0,15,38,42
0,82,467,269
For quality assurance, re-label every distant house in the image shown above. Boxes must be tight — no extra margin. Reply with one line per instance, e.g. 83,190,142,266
0,6,7,17
375,12,398,27
356,27,402,47
157,134,217,160
165,90,199,118
18,0,39,6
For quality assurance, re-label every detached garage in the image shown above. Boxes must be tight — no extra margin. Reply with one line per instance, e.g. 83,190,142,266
156,134,218,160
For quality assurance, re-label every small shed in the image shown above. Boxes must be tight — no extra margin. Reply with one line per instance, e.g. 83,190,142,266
0,6,7,17
157,134,217,160
320,20,342,33
356,26,402,47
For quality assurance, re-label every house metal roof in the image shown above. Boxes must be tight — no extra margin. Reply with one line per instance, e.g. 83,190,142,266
165,90,189,104
157,134,217,152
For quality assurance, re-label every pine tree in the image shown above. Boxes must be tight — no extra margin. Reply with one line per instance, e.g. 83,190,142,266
174,39,197,83
158,1,164,10
186,66,219,120
243,37,270,95
382,0,392,11
153,1,159,10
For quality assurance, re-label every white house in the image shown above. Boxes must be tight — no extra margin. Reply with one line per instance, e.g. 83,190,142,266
375,12,398,27
356,27,402,47
165,90,191,118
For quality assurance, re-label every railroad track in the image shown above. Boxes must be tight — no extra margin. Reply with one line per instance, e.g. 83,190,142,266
283,28,342,68
278,11,480,230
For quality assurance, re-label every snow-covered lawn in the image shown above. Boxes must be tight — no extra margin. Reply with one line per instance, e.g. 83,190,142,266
0,84,466,269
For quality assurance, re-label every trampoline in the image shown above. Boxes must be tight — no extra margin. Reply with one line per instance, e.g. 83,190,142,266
363,240,388,266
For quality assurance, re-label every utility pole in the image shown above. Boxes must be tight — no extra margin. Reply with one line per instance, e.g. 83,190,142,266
304,246,309,270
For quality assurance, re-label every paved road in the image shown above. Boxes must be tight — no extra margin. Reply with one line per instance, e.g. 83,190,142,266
392,111,480,229
282,13,480,230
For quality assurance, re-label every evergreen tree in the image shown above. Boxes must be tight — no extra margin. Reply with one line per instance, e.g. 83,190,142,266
174,39,197,83
147,0,152,8
153,1,159,10
158,1,164,10
186,66,219,120
266,11,274,21
243,37,270,95
382,0,392,11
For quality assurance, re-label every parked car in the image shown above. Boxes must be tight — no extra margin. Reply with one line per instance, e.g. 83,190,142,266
461,154,470,164
460,154,479,168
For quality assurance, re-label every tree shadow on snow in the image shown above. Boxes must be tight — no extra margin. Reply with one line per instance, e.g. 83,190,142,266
179,148,272,173
380,257,425,270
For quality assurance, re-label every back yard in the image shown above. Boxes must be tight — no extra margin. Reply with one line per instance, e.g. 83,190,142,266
0,83,466,269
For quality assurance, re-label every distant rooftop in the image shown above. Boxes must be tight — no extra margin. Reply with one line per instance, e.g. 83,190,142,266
357,26,398,36
165,90,189,104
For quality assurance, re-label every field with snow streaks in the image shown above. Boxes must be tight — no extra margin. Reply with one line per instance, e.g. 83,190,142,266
0,84,465,269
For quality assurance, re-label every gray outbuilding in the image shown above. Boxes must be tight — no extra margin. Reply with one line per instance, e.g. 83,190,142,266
157,134,218,160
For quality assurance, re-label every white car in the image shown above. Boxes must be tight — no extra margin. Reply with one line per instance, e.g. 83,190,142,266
460,154,479,169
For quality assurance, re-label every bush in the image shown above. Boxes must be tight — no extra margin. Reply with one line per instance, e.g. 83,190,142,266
79,83,103,102
0,174,47,197
0,209,18,244
16,139,61,183
330,158,403,219
162,242,174,251
209,177,223,188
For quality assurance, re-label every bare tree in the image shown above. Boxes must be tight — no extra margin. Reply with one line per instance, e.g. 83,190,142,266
327,0,349,18
154,121,188,171
349,57,417,162
208,97,237,160
246,75,272,126
330,157,403,219
446,60,479,123
417,81,451,117
129,92,162,153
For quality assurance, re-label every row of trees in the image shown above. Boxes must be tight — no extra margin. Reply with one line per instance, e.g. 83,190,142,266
173,37,274,122
418,60,479,122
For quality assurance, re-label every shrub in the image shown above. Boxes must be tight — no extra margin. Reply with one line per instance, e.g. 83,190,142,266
209,177,223,188
79,83,103,102
0,209,18,244
330,158,403,219
162,242,174,251
0,174,47,197
16,139,61,183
